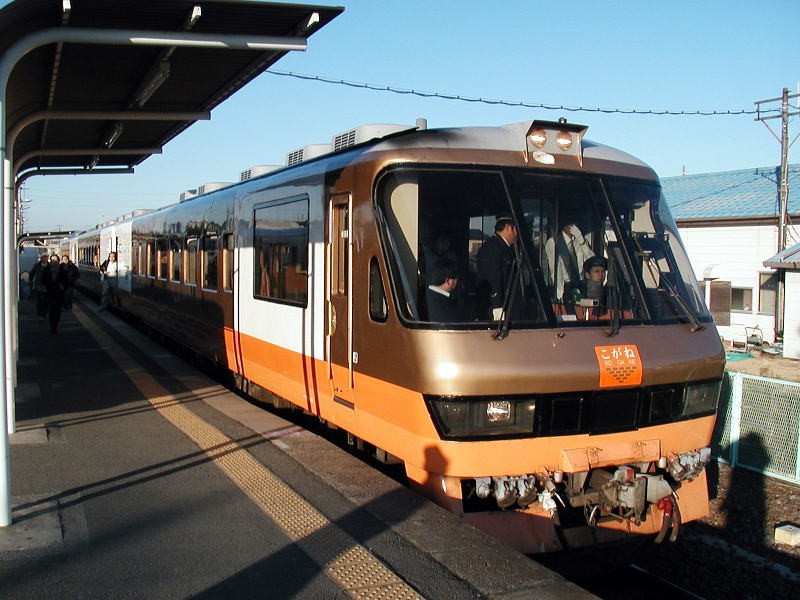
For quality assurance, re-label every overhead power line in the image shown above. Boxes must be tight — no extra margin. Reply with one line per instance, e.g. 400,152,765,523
267,70,774,117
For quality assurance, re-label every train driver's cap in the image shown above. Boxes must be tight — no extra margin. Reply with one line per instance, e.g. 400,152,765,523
495,214,514,227
583,255,608,272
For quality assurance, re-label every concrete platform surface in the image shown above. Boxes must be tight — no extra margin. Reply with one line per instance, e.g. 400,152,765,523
0,295,593,599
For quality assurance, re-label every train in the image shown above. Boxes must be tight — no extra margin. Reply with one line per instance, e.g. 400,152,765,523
70,118,724,554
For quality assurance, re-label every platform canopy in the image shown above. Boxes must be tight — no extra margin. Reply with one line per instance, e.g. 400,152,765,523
0,0,344,528
1,0,343,175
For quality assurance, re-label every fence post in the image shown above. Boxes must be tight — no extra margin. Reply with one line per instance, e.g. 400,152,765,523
729,371,743,468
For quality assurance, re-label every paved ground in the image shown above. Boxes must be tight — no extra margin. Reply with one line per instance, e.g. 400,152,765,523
0,295,590,599
723,346,800,383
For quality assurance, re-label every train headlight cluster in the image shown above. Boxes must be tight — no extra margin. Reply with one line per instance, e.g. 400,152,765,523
525,119,588,166
426,396,537,439
680,380,721,418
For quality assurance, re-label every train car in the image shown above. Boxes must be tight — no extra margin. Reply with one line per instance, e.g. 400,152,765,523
72,119,724,554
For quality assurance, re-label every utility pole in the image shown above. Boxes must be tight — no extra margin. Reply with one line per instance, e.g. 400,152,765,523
754,87,799,340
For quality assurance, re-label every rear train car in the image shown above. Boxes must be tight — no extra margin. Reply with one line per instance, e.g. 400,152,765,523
73,120,724,553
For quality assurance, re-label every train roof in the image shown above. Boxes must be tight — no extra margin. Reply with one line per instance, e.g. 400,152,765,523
80,119,660,229
365,120,653,171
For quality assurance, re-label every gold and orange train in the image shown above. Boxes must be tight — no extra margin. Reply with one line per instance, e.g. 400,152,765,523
73,119,724,553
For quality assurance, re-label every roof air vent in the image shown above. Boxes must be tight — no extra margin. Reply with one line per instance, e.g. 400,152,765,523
197,182,232,195
286,143,331,166
331,123,413,151
180,189,197,202
240,165,281,181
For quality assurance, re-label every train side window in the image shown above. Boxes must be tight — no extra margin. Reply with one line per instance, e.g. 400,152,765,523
185,238,198,286
222,233,234,292
202,235,218,291
157,238,168,280
368,257,388,322
147,240,156,278
170,239,182,283
131,241,140,276
253,196,309,306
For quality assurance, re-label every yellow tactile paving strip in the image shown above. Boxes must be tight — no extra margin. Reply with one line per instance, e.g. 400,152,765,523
73,305,423,600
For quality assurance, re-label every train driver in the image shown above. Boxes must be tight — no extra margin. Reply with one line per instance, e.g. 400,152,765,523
581,255,608,303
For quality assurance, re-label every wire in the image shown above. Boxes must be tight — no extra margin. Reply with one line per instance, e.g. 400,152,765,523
266,70,775,117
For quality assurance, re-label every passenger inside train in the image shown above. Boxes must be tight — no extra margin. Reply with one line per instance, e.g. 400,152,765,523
377,168,708,331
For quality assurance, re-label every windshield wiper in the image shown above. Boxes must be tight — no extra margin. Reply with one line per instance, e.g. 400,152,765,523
643,254,704,332
493,255,521,340
605,254,621,337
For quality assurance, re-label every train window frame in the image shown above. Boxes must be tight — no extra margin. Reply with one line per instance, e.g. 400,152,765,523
185,237,198,286
201,234,219,292
170,239,182,283
368,256,388,323
374,166,549,328
222,233,234,292
131,240,139,276
147,240,156,279
157,238,169,280
253,195,309,308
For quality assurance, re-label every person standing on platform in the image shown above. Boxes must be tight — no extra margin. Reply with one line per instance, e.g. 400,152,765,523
43,254,68,333
60,254,80,310
29,254,50,321
99,251,121,310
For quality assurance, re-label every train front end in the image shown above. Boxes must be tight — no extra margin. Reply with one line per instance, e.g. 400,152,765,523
362,120,724,553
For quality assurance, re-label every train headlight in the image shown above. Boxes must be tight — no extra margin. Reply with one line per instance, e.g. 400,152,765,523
528,128,547,148
426,396,537,439
555,130,573,151
680,380,721,418
486,400,512,423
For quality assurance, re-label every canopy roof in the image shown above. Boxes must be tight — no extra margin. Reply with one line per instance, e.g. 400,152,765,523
1,0,343,174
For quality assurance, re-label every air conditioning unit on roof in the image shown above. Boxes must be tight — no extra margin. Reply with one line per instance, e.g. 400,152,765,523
331,123,412,151
285,143,331,166
240,165,281,181
180,189,197,202
197,182,232,195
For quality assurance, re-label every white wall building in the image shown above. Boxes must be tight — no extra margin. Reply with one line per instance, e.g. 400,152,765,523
661,165,799,355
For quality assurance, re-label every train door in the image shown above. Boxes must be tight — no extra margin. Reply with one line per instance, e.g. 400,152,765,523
327,193,354,403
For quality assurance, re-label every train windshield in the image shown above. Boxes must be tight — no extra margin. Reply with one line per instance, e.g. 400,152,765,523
376,168,709,330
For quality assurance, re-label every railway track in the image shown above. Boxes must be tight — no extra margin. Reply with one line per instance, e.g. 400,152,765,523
566,563,707,599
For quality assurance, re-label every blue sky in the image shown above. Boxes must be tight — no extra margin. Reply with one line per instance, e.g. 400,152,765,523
13,0,800,231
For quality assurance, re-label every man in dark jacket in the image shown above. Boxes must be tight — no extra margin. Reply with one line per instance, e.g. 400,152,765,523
476,214,520,321
425,258,462,323
43,255,68,333
60,254,80,309
29,254,50,321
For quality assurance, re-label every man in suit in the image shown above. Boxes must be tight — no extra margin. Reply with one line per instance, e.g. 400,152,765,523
476,214,520,320
426,257,461,322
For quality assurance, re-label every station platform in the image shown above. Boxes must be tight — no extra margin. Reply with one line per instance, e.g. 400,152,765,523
0,294,591,599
